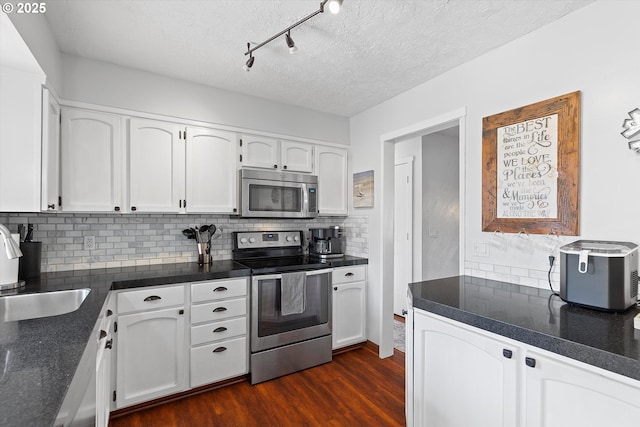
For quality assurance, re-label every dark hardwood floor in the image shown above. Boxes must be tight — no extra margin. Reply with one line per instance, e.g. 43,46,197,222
110,342,405,427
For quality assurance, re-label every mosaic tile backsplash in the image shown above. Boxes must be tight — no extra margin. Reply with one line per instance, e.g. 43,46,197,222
1,213,369,272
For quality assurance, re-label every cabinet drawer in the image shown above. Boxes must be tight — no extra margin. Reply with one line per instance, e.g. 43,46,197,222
191,317,247,346
191,278,247,303
191,297,246,324
117,285,185,314
190,336,247,388
332,266,366,284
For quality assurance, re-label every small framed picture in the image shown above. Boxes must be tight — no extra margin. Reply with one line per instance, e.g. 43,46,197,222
353,170,374,208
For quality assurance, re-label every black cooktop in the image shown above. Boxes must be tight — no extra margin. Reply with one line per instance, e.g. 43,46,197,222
234,256,329,275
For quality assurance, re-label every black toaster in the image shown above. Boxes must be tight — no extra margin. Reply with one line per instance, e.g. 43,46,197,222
559,240,638,312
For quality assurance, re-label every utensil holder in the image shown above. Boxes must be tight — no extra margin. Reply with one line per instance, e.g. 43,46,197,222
19,241,42,279
197,243,211,265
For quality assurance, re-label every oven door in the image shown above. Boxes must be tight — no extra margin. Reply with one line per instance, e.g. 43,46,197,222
251,269,332,352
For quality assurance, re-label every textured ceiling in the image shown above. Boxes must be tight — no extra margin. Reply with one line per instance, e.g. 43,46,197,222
43,0,593,117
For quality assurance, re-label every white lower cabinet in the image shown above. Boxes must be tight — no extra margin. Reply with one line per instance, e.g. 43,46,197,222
113,278,249,410
410,309,640,427
332,266,367,349
189,278,249,388
115,285,188,409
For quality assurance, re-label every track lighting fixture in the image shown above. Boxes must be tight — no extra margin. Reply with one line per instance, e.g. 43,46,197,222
243,43,255,72
243,0,343,70
285,31,298,54
327,0,343,14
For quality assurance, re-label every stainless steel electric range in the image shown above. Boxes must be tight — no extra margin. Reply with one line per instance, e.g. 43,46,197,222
232,230,332,384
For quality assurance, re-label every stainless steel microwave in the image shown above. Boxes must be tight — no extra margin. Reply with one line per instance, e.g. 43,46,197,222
240,169,318,218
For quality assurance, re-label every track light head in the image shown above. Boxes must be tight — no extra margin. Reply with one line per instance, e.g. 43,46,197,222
243,55,254,72
285,31,298,54
327,0,343,14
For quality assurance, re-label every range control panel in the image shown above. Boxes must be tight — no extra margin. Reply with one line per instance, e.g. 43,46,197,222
234,231,302,250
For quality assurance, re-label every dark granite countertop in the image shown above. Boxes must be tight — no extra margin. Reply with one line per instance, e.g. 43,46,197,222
0,261,250,427
409,275,640,382
323,255,369,268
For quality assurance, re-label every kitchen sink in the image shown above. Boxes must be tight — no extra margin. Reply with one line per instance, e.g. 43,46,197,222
0,288,91,322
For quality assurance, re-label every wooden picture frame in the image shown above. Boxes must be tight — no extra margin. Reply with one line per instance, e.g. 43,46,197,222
482,91,580,235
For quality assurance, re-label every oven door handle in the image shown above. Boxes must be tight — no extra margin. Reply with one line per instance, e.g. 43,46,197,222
252,268,333,282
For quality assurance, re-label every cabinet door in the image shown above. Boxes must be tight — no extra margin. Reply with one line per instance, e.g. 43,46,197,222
129,118,185,213
186,127,239,213
524,349,640,427
41,88,60,212
413,311,518,427
332,281,366,349
240,135,279,169
315,146,348,215
116,306,187,408
61,108,123,212
281,140,313,173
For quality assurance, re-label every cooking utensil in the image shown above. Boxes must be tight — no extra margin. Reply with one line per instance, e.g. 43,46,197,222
25,224,34,242
182,229,196,240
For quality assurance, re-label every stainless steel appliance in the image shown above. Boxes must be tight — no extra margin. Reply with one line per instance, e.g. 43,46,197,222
560,240,639,312
309,226,345,259
233,230,332,384
240,169,318,218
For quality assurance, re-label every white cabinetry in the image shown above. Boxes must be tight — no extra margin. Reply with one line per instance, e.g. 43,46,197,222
60,107,124,212
410,309,640,427
129,118,239,213
128,118,184,213
241,135,313,173
41,88,60,212
0,66,45,212
115,285,188,409
96,294,115,427
189,278,249,387
315,146,348,215
332,265,367,349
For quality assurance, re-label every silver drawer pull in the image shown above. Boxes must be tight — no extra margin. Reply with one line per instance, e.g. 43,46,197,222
345,272,354,277
143,295,161,302
212,346,227,353
213,286,228,292
213,327,227,333
212,307,227,313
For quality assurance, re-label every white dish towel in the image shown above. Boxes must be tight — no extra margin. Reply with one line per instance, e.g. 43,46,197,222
280,272,306,315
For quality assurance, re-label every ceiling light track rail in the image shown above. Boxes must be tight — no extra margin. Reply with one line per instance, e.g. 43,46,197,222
243,0,343,71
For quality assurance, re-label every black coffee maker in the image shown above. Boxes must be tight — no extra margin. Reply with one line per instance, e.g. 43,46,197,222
309,226,345,259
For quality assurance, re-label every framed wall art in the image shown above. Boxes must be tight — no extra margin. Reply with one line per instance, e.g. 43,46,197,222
482,91,580,235
353,170,374,208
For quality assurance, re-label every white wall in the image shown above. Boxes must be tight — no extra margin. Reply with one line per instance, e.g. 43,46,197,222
421,131,459,280
7,12,63,96
350,1,640,349
61,54,350,145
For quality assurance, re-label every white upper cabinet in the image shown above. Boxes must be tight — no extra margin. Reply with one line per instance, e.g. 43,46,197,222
60,108,124,212
128,118,185,213
315,146,348,216
241,135,313,173
185,127,239,214
41,88,60,212
0,14,46,213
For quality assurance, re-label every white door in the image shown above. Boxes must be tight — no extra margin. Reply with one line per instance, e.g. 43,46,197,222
315,146,348,216
393,160,412,316
524,350,640,427
41,88,60,212
414,311,518,427
116,306,187,408
129,118,185,213
60,108,123,212
185,127,239,213
332,281,366,349
280,140,313,173
240,135,279,170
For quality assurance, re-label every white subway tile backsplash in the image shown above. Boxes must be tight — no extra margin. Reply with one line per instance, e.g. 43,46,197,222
2,213,367,272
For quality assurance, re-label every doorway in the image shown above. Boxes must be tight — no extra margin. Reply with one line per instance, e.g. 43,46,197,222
379,108,466,358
